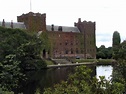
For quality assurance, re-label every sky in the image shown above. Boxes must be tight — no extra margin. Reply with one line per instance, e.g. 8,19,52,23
0,0,126,47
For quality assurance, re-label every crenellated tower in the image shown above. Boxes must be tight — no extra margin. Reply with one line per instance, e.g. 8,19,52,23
75,18,96,58
17,12,46,32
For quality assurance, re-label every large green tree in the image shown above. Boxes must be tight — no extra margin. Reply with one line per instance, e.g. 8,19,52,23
112,31,121,59
96,45,112,59
112,31,121,47
0,27,46,92
112,40,126,92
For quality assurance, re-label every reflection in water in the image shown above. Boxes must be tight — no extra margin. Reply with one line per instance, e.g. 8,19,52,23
96,65,113,81
16,65,112,94
18,67,75,94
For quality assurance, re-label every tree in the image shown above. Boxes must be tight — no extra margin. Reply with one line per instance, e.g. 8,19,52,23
96,45,112,59
112,40,126,92
112,31,121,47
16,39,47,70
0,27,47,92
0,54,25,91
112,31,121,59
44,65,125,94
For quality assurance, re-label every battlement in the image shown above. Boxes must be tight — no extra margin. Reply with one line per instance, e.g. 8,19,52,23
18,12,46,17
74,18,95,26
17,12,46,32
82,20,95,24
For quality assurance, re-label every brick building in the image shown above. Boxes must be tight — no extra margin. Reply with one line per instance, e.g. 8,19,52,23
1,12,96,59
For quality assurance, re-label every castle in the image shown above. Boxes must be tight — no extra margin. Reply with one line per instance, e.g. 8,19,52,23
0,12,96,59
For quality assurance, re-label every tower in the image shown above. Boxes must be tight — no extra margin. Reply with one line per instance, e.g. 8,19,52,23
75,18,96,58
17,12,46,32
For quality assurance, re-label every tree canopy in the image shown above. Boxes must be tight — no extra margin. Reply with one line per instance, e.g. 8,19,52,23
96,45,112,59
112,31,121,47
0,27,47,92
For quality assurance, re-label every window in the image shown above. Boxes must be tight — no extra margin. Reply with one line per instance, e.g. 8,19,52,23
71,42,73,45
81,49,83,53
60,43,62,45
65,50,68,54
76,41,78,45
76,48,79,54
71,48,73,54
65,41,68,45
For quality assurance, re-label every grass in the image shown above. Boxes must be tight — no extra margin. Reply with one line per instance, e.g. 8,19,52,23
45,60,55,65
72,59,116,65
73,59,97,63
97,59,116,65
44,58,116,65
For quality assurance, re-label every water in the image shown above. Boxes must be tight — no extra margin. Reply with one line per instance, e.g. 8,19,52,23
16,65,113,94
96,65,113,81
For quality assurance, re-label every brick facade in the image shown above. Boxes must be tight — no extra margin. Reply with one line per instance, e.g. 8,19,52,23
17,12,96,59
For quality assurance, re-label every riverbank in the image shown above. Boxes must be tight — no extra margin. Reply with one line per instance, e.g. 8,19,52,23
45,59,116,68
47,62,97,68
97,59,116,65
72,59,116,65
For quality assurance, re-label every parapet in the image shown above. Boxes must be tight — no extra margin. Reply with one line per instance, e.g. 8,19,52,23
18,12,46,17
83,20,95,24
74,19,95,26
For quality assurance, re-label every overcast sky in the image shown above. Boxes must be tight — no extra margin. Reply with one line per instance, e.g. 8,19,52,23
0,0,126,47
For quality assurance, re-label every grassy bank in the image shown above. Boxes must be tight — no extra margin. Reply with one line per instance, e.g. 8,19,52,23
45,60,55,65
73,59,96,63
45,58,116,65
73,59,116,65
97,59,116,65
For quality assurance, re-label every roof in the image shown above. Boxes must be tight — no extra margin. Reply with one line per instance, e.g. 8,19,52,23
46,25,80,33
0,22,26,29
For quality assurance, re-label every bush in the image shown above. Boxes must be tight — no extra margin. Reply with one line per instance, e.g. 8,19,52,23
43,65,125,94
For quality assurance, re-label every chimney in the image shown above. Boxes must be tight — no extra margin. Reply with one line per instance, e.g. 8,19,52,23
78,18,81,22
74,22,77,26
11,20,13,28
51,24,54,31
2,19,5,27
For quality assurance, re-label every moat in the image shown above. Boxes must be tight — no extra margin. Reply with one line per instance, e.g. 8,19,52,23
15,65,113,94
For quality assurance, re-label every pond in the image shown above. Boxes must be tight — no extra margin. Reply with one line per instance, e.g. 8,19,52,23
96,65,113,81
15,65,113,94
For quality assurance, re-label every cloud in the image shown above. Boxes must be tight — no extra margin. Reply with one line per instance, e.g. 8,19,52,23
96,33,112,47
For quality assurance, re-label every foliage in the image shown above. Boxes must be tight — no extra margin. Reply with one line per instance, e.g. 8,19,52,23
44,65,125,94
74,59,96,63
96,45,112,59
114,41,126,60
112,31,121,47
16,38,47,70
112,31,121,59
97,59,114,65
0,55,26,92
45,60,54,65
111,40,126,93
0,88,14,94
39,31,50,53
0,27,47,92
